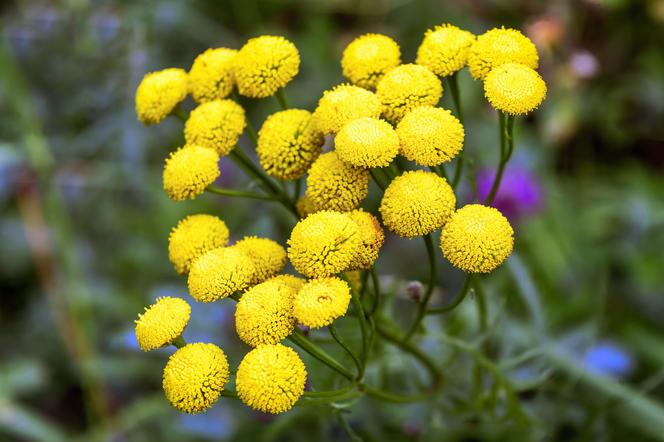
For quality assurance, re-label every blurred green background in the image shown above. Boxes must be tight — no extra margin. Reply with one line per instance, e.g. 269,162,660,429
1,0,663,440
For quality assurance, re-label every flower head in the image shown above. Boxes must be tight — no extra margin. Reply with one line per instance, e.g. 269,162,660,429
440,204,514,273
416,24,475,77
376,64,443,122
188,48,237,103
476,165,543,223
347,209,384,270
163,343,230,413
187,247,256,302
380,170,456,238
271,274,306,291
313,84,382,134
294,277,351,328
233,236,287,285
335,117,399,168
168,214,230,275
236,344,306,414
135,297,191,351
288,210,361,278
305,151,369,212
184,100,246,156
135,68,188,125
341,33,401,89
468,27,539,80
257,109,324,180
163,145,220,201
483,63,546,115
296,194,318,219
396,106,464,166
234,36,300,98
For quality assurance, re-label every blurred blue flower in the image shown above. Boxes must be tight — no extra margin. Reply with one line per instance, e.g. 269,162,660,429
178,405,234,439
583,341,634,378
476,165,543,223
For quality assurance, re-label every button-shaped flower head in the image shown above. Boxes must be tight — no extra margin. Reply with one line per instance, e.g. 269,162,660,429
313,84,382,134
483,63,547,115
341,33,401,89
187,247,256,302
135,297,191,351
293,277,352,328
184,99,246,156
468,27,539,80
162,145,220,202
188,48,237,103
135,68,188,125
347,209,384,270
335,117,400,168
377,64,443,122
233,236,287,285
416,24,475,77
305,151,369,212
168,214,229,275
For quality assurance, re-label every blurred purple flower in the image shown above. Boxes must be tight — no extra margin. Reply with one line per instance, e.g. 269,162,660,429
583,341,633,378
476,166,543,223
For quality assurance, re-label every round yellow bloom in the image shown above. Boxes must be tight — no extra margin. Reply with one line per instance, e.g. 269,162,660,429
341,33,401,89
416,24,475,77
379,170,456,238
184,100,246,156
188,48,237,103
345,270,363,293
187,247,256,302
257,109,324,180
396,106,464,166
236,344,306,414
296,194,318,219
347,209,384,270
312,84,382,134
235,278,298,347
440,204,514,273
335,117,399,168
163,145,220,202
234,36,300,98
271,274,306,292
288,210,361,278
305,151,369,212
376,64,443,122
135,297,191,351
233,236,287,285
163,343,229,414
468,27,539,80
293,277,351,328
135,68,188,125
168,214,229,275
483,63,547,115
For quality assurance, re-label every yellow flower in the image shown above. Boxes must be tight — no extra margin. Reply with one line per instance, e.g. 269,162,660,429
135,68,188,125
312,84,382,134
347,209,384,270
288,210,361,278
187,247,256,302
379,170,456,238
440,204,514,273
135,297,191,351
376,64,443,122
235,278,298,347
483,63,547,115
234,36,300,98
305,151,369,212
396,106,464,166
468,27,539,80
257,109,324,180
416,24,475,77
184,99,246,156
335,117,399,168
236,344,306,414
341,33,401,89
188,48,237,103
163,343,230,414
163,145,220,202
293,277,351,328
271,274,306,292
233,236,287,285
345,270,363,293
168,214,229,275
296,194,318,219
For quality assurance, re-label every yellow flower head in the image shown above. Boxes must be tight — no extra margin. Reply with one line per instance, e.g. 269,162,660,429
376,64,443,122
347,209,384,270
296,194,318,219
396,106,464,166
341,33,401,89
484,63,547,115
305,151,369,212
188,48,237,103
313,84,382,134
440,204,514,273
184,99,246,156
380,170,456,238
293,277,351,328
163,343,229,414
288,210,361,278
135,68,188,125
163,145,220,202
233,236,287,285
345,270,363,293
416,24,475,77
335,117,399,168
187,247,256,302
168,214,229,275
235,278,298,347
135,297,191,351
236,344,306,414
257,109,324,180
468,27,539,80
234,36,300,98
271,274,306,292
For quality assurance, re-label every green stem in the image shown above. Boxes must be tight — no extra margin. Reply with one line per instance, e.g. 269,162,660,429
303,384,356,399
403,234,437,341
369,169,386,191
347,277,370,380
474,279,488,332
292,177,302,202
427,274,473,314
171,336,186,349
337,412,363,441
206,186,273,201
328,324,362,378
275,88,289,110
171,105,187,122
362,385,433,404
245,119,259,145
221,390,238,399
485,112,515,205
288,330,355,381
367,266,381,317
446,74,465,189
